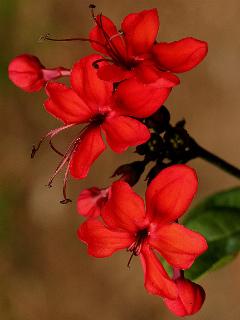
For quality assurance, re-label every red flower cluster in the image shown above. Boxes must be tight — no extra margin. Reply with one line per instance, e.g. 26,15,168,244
9,6,208,316
78,165,207,306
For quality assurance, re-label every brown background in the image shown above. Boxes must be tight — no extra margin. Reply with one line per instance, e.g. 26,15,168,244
0,0,239,319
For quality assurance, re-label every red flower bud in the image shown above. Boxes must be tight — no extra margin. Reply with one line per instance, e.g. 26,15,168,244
164,278,205,316
8,54,70,92
77,187,110,219
111,161,146,186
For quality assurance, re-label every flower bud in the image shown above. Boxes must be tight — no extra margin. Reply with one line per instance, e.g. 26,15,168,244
77,187,109,219
8,54,69,92
111,161,146,186
164,278,205,317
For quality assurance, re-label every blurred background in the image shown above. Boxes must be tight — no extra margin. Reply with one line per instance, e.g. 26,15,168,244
0,0,240,319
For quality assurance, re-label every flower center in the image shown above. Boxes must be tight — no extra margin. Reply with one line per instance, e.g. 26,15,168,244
127,228,149,268
90,112,107,126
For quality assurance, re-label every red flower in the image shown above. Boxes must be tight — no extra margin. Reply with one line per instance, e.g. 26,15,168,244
35,54,170,202
78,165,208,299
89,8,208,83
164,278,205,316
8,54,70,92
77,187,110,219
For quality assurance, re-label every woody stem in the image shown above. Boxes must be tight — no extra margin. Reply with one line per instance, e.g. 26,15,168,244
191,139,240,179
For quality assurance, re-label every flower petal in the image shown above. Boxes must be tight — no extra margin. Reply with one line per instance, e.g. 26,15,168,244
146,164,198,223
77,187,109,219
89,15,127,59
102,115,150,153
134,61,180,85
122,9,159,56
140,244,178,299
44,82,92,124
164,278,205,316
97,64,132,82
113,78,171,118
101,180,147,233
70,126,106,179
78,218,134,257
153,37,208,73
149,223,208,269
71,54,113,111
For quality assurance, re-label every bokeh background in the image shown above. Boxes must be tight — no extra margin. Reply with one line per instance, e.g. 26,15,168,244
1,0,240,319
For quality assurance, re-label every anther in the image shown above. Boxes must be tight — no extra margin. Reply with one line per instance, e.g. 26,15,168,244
60,198,72,204
89,4,97,20
38,33,50,42
31,145,38,158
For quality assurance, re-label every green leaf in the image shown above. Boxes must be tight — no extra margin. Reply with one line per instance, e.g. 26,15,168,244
183,187,240,280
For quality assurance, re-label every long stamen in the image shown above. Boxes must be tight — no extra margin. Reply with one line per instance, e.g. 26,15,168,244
97,14,124,64
47,134,81,188
127,252,135,269
39,33,106,49
109,31,124,42
60,160,72,204
31,123,75,158
89,4,97,20
49,139,64,156
127,229,148,268
46,125,91,201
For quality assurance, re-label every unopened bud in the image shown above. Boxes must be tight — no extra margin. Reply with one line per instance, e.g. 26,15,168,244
8,54,70,92
164,278,205,316
112,161,146,186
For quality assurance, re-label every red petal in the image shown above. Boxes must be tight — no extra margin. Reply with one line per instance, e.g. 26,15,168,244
134,61,180,85
140,244,178,299
102,115,150,153
164,278,205,316
8,54,44,92
146,164,198,223
78,219,134,257
71,54,113,111
97,64,132,82
77,187,109,219
89,15,127,59
101,180,147,233
149,223,208,269
113,78,171,118
70,126,106,179
44,82,92,124
122,9,159,56
153,37,208,73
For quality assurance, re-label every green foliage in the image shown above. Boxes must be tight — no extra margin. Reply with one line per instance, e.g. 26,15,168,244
183,187,240,280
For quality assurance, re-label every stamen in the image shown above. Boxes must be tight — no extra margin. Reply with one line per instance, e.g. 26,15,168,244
49,139,64,156
89,4,97,20
46,135,81,189
109,31,124,42
97,14,123,64
38,33,106,49
127,252,135,269
46,125,90,202
126,228,148,268
31,123,75,158
60,160,72,204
